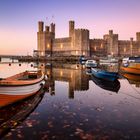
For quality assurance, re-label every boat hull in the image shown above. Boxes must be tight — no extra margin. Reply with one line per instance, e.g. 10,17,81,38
85,63,97,68
0,89,44,138
91,68,118,82
120,66,140,75
0,81,44,108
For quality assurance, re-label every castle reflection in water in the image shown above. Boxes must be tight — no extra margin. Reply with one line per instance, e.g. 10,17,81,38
36,62,140,98
36,63,89,98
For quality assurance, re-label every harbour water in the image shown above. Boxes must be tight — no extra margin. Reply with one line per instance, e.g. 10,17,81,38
0,62,140,139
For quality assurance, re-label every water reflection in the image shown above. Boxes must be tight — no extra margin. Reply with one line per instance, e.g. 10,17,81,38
36,62,89,99
121,73,140,88
36,62,140,97
1,62,140,139
0,88,45,138
91,75,120,92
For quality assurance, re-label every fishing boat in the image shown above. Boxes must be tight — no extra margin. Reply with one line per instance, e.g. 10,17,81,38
100,58,118,64
120,63,140,75
0,89,44,138
85,60,97,68
91,75,120,92
91,68,119,82
0,70,45,108
122,57,140,63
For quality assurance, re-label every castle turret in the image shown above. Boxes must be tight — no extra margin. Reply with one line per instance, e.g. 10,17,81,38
69,21,75,37
130,37,133,42
50,23,55,39
107,30,118,56
136,32,140,42
45,26,50,33
38,21,44,32
37,21,45,57
51,23,55,33
109,30,113,35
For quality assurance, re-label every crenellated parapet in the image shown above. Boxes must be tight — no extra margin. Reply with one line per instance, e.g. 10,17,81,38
37,20,56,57
37,20,140,57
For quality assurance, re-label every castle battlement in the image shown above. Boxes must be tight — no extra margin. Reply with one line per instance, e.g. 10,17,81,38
54,38,71,43
37,20,140,57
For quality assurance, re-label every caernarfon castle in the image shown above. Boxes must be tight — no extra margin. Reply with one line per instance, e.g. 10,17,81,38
36,20,140,57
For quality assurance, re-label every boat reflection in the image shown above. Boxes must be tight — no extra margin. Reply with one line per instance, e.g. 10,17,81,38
121,73,140,87
34,62,140,98
0,88,45,138
91,75,120,92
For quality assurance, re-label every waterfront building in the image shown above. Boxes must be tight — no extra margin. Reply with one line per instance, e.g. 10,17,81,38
36,20,140,57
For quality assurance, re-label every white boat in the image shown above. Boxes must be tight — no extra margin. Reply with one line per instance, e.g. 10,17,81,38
122,57,140,63
0,70,45,108
85,60,97,68
100,58,118,64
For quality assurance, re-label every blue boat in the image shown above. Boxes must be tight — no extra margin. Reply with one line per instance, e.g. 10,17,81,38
91,68,119,82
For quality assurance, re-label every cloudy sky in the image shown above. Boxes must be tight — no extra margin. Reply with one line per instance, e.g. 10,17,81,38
0,0,140,55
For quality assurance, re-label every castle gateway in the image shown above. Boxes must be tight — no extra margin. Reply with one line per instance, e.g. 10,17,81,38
37,20,140,57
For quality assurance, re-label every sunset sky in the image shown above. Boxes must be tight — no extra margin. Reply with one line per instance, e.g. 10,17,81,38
0,0,140,55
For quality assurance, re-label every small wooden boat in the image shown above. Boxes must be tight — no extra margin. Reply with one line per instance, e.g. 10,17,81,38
0,89,44,138
0,70,45,108
91,68,119,82
120,63,140,75
91,75,120,92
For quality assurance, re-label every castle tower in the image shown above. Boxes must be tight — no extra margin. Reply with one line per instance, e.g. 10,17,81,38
73,29,90,56
107,30,118,56
45,26,50,33
38,21,44,32
69,21,75,37
136,32,140,42
109,30,113,35
50,23,55,40
37,21,46,57
51,23,55,33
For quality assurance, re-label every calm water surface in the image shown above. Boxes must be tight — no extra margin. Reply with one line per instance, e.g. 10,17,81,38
0,62,140,140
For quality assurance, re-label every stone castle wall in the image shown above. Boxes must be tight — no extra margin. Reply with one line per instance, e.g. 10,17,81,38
53,37,72,56
37,20,140,57
90,39,107,57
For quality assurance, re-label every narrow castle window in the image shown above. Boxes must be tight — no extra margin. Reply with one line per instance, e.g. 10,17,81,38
60,44,63,49
47,44,50,48
100,44,103,49
124,48,126,52
60,70,63,76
